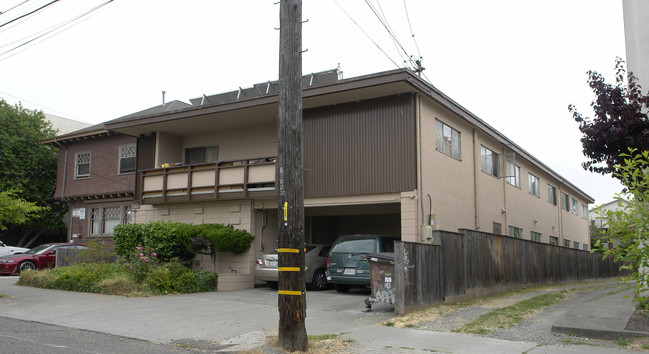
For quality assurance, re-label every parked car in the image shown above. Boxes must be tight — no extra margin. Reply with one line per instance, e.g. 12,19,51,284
255,244,331,291
0,240,29,257
326,234,399,292
0,243,89,275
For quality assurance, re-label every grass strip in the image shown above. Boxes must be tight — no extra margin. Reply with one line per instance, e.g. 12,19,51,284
454,291,567,335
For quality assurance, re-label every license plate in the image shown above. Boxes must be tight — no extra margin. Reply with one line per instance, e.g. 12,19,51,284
268,260,278,267
344,268,356,275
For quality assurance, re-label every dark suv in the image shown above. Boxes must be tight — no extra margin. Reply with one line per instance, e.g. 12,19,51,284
326,234,398,292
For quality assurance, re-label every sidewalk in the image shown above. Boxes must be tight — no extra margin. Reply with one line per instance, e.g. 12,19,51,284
552,286,647,340
0,277,644,353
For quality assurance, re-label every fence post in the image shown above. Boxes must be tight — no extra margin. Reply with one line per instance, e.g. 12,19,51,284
394,241,405,315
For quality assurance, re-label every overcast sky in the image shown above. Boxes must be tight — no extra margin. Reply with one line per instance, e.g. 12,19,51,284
0,0,627,205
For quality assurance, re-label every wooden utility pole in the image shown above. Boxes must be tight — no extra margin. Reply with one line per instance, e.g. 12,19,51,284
277,0,307,351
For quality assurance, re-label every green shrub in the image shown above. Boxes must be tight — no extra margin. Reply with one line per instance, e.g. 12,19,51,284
113,223,146,261
114,221,194,263
192,223,254,254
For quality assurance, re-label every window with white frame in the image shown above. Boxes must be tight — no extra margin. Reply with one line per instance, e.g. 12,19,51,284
506,162,520,187
119,145,136,174
531,231,542,242
185,145,219,165
561,193,570,211
435,119,461,160
563,239,571,248
508,225,522,239
572,198,578,215
550,236,558,245
548,185,557,205
581,204,588,219
481,145,499,177
89,205,131,236
75,152,90,178
528,173,540,197
583,244,589,251
573,241,580,250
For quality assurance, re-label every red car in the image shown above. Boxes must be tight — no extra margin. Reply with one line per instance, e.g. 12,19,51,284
0,243,88,275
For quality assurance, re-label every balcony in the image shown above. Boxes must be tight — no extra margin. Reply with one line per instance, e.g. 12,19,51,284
140,157,276,204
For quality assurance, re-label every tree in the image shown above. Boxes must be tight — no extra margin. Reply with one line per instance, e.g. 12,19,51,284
0,190,45,230
0,100,66,243
569,58,649,179
593,149,649,302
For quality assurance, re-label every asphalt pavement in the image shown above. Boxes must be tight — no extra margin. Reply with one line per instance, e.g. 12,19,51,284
0,276,645,353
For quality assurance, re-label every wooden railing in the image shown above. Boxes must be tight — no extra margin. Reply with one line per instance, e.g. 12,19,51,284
140,157,276,204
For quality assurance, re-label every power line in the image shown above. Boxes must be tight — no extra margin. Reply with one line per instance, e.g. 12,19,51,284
332,0,400,69
0,0,30,16
403,0,422,60
0,0,59,29
0,0,114,62
364,0,416,70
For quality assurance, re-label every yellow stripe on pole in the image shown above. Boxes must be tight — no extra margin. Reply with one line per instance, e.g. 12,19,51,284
278,290,303,296
278,267,301,272
277,248,300,253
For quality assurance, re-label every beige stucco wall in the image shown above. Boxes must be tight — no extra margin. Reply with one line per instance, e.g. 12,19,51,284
182,122,277,161
417,95,590,248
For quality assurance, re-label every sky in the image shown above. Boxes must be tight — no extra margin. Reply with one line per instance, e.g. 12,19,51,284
0,0,628,205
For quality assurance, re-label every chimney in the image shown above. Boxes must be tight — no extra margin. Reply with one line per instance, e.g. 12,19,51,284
162,91,166,105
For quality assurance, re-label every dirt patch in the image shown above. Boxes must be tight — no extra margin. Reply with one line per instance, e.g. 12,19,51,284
625,308,649,333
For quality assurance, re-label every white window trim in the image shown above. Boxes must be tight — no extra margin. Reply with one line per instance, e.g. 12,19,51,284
118,144,136,175
506,163,520,188
480,145,499,177
528,173,540,197
75,151,91,179
435,119,462,160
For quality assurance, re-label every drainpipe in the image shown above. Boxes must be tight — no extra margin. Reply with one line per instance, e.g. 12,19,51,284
472,129,480,229
416,94,423,240
53,139,72,242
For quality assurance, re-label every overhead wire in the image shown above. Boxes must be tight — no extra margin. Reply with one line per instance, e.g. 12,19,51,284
0,0,30,16
332,0,401,70
403,0,422,60
0,0,114,62
364,0,417,70
0,0,59,29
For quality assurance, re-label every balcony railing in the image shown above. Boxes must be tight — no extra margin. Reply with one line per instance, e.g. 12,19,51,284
140,157,276,204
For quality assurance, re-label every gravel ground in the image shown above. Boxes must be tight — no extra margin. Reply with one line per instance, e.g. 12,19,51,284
413,281,637,349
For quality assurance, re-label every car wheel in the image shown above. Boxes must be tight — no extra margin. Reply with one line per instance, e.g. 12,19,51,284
309,269,328,291
267,281,278,290
334,284,350,293
17,261,36,274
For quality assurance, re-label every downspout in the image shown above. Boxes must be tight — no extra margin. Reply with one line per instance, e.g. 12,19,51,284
416,94,424,240
472,129,480,229
53,139,72,242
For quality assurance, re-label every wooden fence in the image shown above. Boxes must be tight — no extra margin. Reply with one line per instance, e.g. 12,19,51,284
393,229,626,315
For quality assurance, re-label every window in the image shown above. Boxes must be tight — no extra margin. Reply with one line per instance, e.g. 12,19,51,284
573,241,580,250
506,163,520,187
493,222,502,235
481,146,499,176
563,239,571,248
583,244,589,251
550,236,558,245
509,226,522,239
119,145,136,174
435,119,461,159
582,204,588,219
185,146,219,165
572,198,578,215
561,193,570,211
548,185,557,205
531,231,542,242
75,152,90,178
89,205,131,236
528,173,540,197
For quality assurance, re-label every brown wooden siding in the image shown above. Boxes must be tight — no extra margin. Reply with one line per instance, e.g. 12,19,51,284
303,94,416,198
135,134,156,202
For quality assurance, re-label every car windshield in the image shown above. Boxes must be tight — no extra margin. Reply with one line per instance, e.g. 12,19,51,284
330,238,376,253
23,244,53,255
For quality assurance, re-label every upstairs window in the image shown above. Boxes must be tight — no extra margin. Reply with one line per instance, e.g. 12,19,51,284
481,146,499,177
563,239,571,248
75,152,90,178
531,231,542,242
506,163,520,187
119,145,136,174
548,185,557,205
185,146,219,165
573,241,580,250
561,193,570,211
435,119,461,160
550,236,558,245
582,204,588,219
528,173,540,197
572,198,578,215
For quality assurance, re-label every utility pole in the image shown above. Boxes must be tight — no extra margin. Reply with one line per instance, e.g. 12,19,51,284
277,0,307,351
